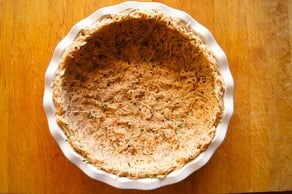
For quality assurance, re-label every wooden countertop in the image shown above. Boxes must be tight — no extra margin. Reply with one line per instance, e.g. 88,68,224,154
0,0,291,193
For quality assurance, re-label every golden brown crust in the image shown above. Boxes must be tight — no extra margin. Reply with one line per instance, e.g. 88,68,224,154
52,9,225,179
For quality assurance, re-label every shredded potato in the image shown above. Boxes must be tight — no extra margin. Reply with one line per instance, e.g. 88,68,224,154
53,9,225,179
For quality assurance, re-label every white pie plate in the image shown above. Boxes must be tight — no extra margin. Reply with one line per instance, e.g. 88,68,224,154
43,1,234,190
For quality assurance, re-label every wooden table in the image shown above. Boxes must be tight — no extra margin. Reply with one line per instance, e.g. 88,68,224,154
0,0,291,193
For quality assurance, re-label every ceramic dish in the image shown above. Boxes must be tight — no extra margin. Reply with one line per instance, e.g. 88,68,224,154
43,1,234,190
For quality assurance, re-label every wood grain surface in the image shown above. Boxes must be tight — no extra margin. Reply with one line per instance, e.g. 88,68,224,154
0,0,291,193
